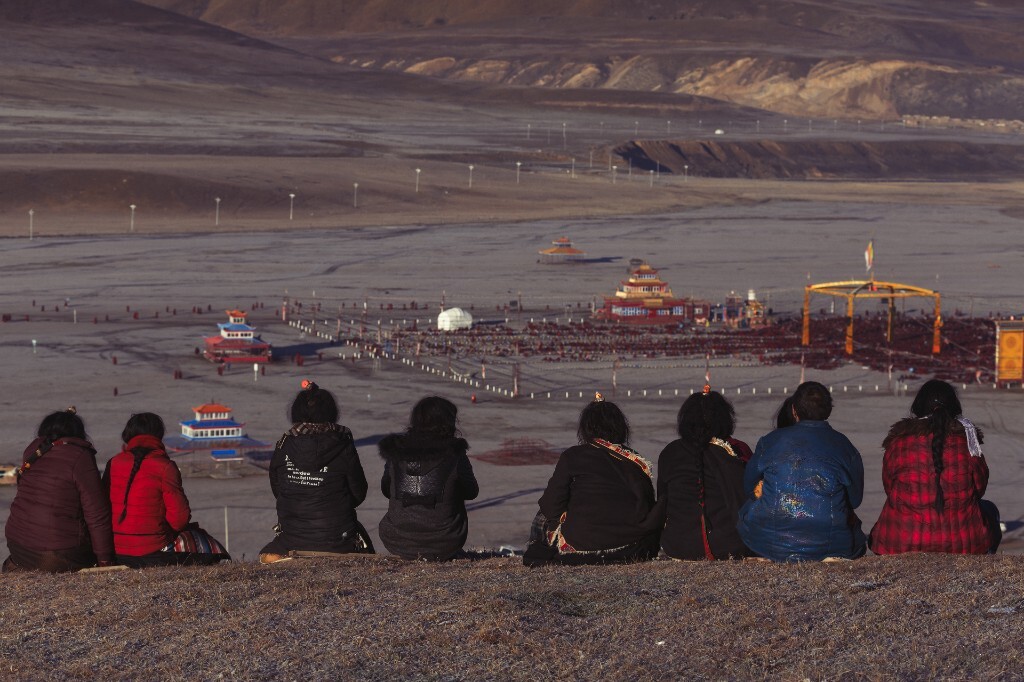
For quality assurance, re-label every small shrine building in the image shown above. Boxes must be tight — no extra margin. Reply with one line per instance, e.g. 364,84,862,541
204,309,271,364
538,236,586,264
595,262,710,323
164,403,269,468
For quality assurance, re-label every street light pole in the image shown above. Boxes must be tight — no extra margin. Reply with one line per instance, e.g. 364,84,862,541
129,204,136,232
28,209,33,240
415,168,421,193
214,197,221,226
515,161,522,184
684,165,689,182
288,193,295,221
468,164,474,189
353,183,359,208
611,165,617,184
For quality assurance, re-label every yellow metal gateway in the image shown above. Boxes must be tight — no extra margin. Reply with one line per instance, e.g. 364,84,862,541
802,280,942,355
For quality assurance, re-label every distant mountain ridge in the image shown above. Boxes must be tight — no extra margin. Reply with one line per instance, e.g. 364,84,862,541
137,0,1024,120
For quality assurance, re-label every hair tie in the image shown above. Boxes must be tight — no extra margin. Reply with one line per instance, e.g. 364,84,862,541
66,406,77,415
593,392,604,402
301,380,316,391
702,384,711,395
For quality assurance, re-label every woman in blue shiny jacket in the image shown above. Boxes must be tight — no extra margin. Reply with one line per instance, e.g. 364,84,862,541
737,382,867,562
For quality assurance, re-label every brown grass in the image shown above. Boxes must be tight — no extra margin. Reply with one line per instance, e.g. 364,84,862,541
2,554,1023,680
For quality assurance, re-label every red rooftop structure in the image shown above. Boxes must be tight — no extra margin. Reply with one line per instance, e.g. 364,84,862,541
204,310,271,364
594,262,710,324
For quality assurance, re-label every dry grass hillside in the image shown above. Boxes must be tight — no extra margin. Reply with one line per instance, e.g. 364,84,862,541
2,554,1023,679
140,0,1024,120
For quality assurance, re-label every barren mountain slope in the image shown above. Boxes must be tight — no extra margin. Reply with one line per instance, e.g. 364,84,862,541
141,0,1024,120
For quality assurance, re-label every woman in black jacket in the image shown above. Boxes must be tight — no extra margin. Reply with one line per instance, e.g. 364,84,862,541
524,396,662,566
378,396,479,560
658,387,752,560
259,381,372,564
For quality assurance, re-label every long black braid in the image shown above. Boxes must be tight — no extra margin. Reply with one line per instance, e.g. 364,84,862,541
119,443,154,523
927,405,952,515
678,388,737,557
117,412,166,523
694,394,714,534
910,380,963,515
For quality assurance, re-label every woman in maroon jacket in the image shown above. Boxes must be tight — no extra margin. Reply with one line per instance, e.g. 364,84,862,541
105,413,228,567
869,380,1001,555
3,408,114,572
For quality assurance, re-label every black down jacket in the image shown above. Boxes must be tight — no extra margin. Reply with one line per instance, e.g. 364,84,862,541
268,424,368,553
378,432,479,560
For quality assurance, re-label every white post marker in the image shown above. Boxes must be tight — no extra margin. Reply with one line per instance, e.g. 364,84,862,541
515,161,522,184
253,362,259,382
288,193,296,221
32,339,37,354
415,168,421,193
215,197,221,226
353,183,359,208
129,204,136,232
467,165,474,189
28,209,34,240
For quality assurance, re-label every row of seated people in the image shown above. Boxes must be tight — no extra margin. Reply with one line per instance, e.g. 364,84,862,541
1,378,1001,572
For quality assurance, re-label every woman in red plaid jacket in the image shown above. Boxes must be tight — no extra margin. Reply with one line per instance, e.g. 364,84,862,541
869,380,1001,555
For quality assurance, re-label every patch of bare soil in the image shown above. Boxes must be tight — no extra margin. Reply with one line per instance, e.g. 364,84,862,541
617,138,1024,180
1,554,1022,679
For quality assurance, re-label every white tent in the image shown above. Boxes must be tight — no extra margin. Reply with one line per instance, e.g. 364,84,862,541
437,307,473,331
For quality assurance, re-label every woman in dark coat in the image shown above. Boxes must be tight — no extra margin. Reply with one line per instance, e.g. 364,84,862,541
260,381,372,563
658,387,753,560
3,408,114,572
378,396,479,560
524,395,663,566
869,379,1000,555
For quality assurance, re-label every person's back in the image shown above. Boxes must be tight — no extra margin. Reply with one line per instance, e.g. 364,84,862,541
870,379,999,555
378,397,479,560
4,408,113,572
658,388,751,560
737,382,866,562
106,414,191,558
261,381,371,563
271,422,366,550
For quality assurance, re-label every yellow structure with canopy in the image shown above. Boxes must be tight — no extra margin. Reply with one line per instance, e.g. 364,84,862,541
802,279,942,356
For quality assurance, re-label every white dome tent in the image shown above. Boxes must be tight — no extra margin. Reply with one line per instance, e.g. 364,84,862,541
437,307,473,331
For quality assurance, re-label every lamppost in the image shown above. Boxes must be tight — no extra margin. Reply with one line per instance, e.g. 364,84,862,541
353,183,359,208
570,158,575,178
129,204,136,232
649,169,654,187
562,122,567,148
667,120,672,135
611,165,617,184
634,120,639,136
288,193,295,221
214,197,221,226
526,123,531,140
515,161,522,184
415,168,421,193
467,164,474,189
684,165,689,182
28,209,33,240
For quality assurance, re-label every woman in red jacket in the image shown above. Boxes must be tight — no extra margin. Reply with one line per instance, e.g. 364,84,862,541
3,408,114,572
869,380,1001,555
106,413,228,567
